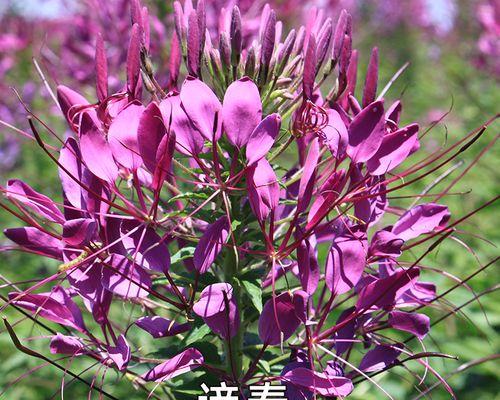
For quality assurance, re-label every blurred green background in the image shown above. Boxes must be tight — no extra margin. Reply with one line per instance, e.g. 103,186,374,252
0,0,498,398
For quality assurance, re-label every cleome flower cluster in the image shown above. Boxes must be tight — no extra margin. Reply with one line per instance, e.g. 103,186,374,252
1,0,496,399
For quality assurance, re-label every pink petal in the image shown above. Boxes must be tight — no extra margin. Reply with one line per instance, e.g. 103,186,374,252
159,95,205,155
388,311,430,339
357,268,419,311
50,333,85,355
79,113,118,183
193,216,230,274
322,109,348,158
106,335,130,371
246,113,281,165
180,77,222,141
259,291,308,345
346,100,385,163
135,316,190,338
4,227,63,259
246,158,280,222
359,345,401,372
282,367,353,397
120,221,171,273
297,138,320,213
63,218,97,247
108,103,145,171
141,348,203,382
367,123,419,175
6,179,64,223
101,254,151,299
9,287,86,332
325,232,367,295
193,283,233,318
138,102,166,173
296,238,320,295
392,203,450,241
223,77,262,148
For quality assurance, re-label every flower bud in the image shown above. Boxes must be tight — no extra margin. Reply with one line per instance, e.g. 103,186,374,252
230,5,242,67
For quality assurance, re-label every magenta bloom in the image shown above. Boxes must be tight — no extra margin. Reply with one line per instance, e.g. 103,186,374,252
0,1,492,398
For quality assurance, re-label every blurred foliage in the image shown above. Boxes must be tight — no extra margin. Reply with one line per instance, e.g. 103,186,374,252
0,0,498,398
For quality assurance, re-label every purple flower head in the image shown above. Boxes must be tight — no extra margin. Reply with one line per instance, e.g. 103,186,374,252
0,1,493,397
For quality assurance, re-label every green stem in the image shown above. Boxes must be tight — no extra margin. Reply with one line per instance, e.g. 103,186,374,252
223,196,243,381
223,245,243,381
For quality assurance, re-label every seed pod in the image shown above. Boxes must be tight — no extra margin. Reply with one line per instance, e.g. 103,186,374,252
168,31,181,89
127,23,142,99
338,33,352,96
141,6,150,51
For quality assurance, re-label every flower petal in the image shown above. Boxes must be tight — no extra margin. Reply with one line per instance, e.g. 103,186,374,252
367,123,419,175
135,316,190,338
246,113,281,165
141,348,203,382
180,77,222,141
193,217,230,274
392,203,450,241
223,77,262,148
108,103,144,171
6,179,64,223
325,232,367,295
346,100,385,163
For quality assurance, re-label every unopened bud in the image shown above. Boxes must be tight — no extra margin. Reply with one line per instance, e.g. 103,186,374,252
244,45,256,78
219,31,231,70
230,6,242,67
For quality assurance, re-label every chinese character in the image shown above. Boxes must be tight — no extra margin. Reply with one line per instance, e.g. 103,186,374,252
198,382,239,400
249,382,287,400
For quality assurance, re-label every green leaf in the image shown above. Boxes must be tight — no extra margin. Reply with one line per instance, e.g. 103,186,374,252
183,324,211,346
241,279,263,313
231,219,242,231
170,247,196,264
257,359,271,374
